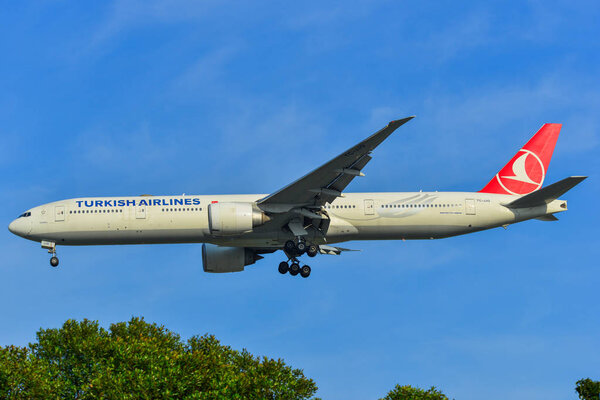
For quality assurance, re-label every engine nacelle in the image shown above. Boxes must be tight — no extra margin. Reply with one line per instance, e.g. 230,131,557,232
202,244,262,273
208,202,269,235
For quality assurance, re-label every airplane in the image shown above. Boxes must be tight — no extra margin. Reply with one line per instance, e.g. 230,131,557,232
8,116,586,278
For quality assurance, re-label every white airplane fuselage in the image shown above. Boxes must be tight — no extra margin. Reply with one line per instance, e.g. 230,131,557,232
9,192,567,248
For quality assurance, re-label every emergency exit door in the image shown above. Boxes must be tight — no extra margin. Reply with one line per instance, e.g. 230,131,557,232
465,199,476,215
364,199,374,215
135,206,146,219
55,206,65,222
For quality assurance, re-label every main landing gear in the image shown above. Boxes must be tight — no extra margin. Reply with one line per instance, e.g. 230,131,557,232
279,259,311,278
42,241,59,268
279,240,317,278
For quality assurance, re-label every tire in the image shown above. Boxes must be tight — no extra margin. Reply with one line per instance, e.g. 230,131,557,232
300,265,311,278
284,240,296,253
289,262,300,276
278,262,289,274
296,241,307,252
307,244,318,257
50,257,59,267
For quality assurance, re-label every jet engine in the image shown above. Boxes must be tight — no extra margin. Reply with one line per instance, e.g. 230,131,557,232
202,243,263,273
208,202,270,235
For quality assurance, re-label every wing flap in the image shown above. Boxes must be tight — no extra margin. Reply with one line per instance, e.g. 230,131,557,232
319,244,360,255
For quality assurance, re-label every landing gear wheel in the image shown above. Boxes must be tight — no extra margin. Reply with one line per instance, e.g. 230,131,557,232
284,240,296,253
300,265,311,278
307,244,318,257
296,241,307,253
50,256,59,267
289,262,300,276
278,261,289,274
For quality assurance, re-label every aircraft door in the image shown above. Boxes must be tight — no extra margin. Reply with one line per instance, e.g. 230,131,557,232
135,205,146,219
465,199,476,215
55,206,65,222
364,199,374,215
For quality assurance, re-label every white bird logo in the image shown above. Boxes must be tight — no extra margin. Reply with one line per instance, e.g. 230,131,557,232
501,152,540,184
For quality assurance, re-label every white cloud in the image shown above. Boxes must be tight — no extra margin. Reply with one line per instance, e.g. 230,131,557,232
91,0,222,46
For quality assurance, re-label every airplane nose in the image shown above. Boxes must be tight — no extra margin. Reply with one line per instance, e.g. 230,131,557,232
8,220,17,234
8,219,26,237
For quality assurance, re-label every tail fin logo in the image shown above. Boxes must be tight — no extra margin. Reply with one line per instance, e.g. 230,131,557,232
480,123,560,195
496,149,545,195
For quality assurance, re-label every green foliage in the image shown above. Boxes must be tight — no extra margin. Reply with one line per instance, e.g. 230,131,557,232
380,384,449,400
0,317,318,400
576,378,600,400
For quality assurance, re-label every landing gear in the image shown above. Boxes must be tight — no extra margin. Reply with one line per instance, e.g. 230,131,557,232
306,244,318,257
279,239,318,277
289,262,300,276
278,258,311,278
41,241,59,268
296,241,307,253
278,261,289,274
284,239,309,256
300,265,311,278
284,240,297,253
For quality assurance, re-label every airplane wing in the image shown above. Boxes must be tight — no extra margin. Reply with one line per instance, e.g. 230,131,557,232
258,116,414,211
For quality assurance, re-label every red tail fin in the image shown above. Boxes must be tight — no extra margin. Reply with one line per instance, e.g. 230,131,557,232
480,124,561,195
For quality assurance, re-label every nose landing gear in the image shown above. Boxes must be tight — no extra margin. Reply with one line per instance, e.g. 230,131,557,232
41,240,59,268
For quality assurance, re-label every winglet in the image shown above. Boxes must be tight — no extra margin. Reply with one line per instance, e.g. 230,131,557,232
388,116,416,129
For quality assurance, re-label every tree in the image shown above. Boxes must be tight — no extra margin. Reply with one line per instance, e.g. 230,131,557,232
0,317,318,399
576,378,600,400
380,384,450,400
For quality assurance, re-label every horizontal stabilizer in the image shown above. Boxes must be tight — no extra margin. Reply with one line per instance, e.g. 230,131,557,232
506,176,587,208
535,214,559,221
319,245,360,255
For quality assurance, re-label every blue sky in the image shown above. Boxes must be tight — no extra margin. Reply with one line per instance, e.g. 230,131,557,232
1,1,599,399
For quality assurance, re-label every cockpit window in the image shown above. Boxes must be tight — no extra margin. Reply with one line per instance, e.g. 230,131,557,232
18,212,32,218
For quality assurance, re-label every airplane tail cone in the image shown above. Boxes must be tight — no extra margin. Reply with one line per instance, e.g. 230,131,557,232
479,123,561,195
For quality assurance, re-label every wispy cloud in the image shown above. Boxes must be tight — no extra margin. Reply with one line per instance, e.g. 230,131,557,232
169,46,240,96
71,122,179,172
90,0,222,47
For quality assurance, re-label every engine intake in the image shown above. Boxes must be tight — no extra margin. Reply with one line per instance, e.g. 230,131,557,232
202,244,262,273
208,202,269,235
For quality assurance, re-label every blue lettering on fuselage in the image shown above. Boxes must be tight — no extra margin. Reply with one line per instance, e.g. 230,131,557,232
75,197,202,208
